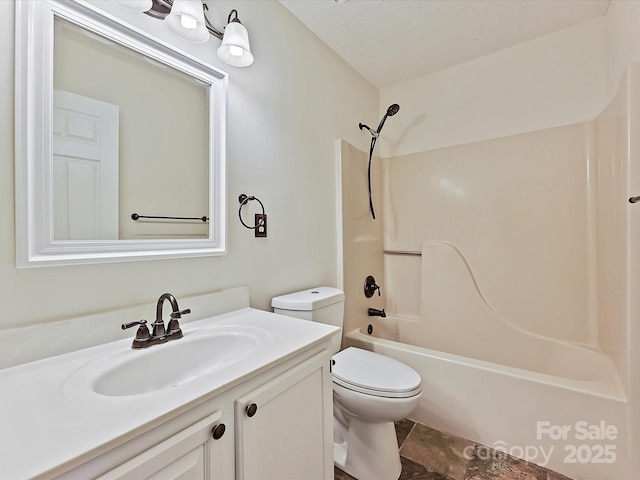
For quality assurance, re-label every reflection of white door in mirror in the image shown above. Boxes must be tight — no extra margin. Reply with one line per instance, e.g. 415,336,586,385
52,90,119,240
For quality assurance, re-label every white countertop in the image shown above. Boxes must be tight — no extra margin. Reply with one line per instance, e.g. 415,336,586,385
0,308,338,479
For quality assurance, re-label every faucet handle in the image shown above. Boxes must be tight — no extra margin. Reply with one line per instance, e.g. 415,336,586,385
166,310,187,340
122,319,148,333
170,308,191,319
166,321,183,337
121,320,151,349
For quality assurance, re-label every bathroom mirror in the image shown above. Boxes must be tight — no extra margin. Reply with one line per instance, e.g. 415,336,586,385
15,0,227,267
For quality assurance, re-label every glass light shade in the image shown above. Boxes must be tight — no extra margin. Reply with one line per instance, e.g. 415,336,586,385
217,21,254,67
114,0,153,12
165,0,209,43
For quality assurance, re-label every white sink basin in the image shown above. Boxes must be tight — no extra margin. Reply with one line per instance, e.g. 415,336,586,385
65,325,267,397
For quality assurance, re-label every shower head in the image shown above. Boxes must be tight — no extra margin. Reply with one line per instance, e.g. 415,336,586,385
376,103,400,133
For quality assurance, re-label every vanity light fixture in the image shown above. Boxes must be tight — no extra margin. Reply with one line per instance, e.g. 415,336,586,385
114,0,254,67
165,0,209,43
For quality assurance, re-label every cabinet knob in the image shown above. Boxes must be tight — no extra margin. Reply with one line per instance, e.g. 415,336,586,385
246,403,258,417
211,423,226,440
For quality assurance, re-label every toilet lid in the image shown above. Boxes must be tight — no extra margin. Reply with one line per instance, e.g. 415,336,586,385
332,347,421,398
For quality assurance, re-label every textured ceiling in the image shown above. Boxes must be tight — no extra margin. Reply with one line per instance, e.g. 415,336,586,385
279,0,610,88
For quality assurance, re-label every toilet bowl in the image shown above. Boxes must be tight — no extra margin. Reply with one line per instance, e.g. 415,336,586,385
332,347,422,480
271,287,422,480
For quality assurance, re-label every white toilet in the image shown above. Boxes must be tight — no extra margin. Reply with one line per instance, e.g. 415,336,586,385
272,287,422,480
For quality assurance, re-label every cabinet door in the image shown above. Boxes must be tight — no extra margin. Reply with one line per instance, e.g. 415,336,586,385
235,351,333,480
98,411,229,480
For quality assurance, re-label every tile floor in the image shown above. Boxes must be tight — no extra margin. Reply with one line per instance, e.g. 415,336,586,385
334,420,573,480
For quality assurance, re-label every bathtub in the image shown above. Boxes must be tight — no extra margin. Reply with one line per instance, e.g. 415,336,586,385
345,317,629,480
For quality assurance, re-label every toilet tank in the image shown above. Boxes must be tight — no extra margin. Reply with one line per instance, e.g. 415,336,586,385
271,287,344,353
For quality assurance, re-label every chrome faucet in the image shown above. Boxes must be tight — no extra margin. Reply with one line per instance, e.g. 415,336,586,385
122,293,191,349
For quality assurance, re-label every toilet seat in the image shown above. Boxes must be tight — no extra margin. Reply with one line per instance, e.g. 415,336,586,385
332,347,422,399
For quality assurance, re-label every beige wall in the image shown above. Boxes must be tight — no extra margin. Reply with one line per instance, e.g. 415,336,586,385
378,17,606,157
606,0,640,100
1,1,378,334
337,141,385,338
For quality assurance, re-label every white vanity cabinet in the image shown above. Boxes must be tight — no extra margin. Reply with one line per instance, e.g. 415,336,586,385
235,351,333,480
98,411,229,480
56,346,334,480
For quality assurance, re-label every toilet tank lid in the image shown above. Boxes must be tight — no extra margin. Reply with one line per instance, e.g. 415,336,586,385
271,287,344,311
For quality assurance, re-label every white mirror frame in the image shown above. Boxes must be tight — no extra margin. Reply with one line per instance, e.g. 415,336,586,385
15,0,227,267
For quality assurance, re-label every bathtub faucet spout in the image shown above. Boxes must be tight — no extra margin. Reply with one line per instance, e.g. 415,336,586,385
367,308,386,318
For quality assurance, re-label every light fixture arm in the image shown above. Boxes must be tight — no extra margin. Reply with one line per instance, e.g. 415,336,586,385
202,4,224,40
202,7,243,40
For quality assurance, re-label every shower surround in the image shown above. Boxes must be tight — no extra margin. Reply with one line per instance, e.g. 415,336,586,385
337,63,640,480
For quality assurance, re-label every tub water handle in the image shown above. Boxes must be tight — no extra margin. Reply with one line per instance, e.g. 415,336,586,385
364,276,381,298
